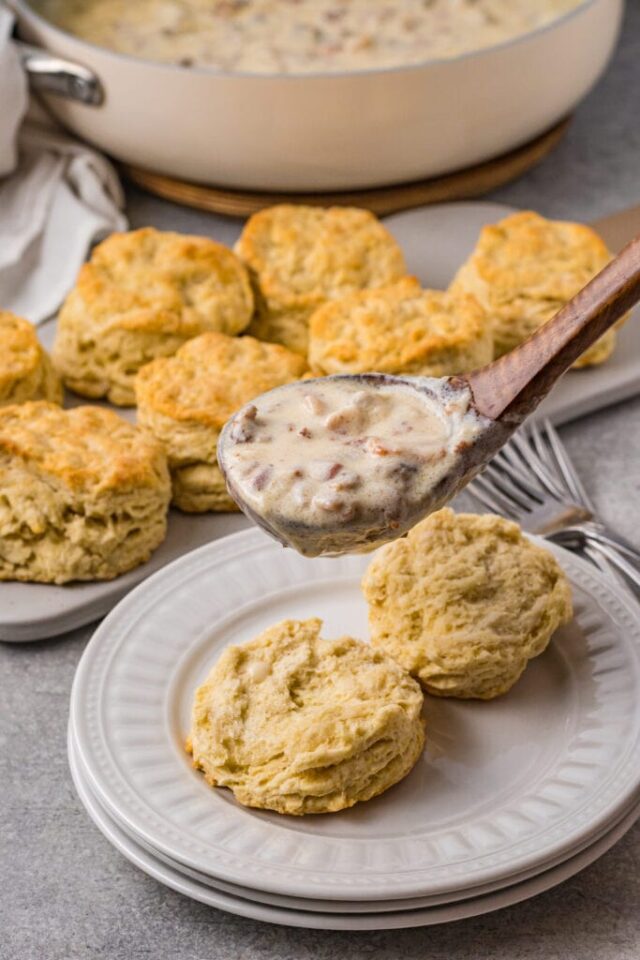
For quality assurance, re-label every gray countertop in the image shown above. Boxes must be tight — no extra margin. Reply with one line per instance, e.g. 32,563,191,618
2,5,640,958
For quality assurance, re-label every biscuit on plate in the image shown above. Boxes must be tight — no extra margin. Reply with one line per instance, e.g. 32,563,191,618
53,227,254,406
0,312,62,407
308,276,493,377
234,205,407,356
0,401,170,583
362,508,573,700
450,211,619,368
135,331,308,512
188,617,425,815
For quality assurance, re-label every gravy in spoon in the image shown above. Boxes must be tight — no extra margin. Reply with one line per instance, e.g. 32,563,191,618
218,374,490,557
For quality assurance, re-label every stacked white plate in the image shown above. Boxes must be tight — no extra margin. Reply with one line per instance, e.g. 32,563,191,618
69,528,640,929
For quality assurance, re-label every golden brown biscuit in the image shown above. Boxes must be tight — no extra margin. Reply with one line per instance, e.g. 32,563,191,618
308,277,493,376
235,205,407,355
135,331,308,512
450,211,618,367
362,508,573,700
0,401,170,583
188,617,425,815
0,312,62,406
53,227,254,406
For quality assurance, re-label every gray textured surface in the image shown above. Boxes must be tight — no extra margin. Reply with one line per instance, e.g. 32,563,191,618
2,5,640,957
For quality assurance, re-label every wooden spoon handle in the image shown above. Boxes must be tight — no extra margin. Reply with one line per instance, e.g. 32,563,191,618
466,234,640,424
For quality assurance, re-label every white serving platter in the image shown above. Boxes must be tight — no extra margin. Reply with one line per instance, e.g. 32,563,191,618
70,527,640,903
2,201,639,643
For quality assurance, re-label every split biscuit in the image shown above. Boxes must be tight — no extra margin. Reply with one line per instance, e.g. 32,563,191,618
0,312,62,406
188,617,425,815
0,401,171,583
450,211,619,367
308,276,493,376
362,508,573,700
235,205,407,356
53,227,254,406
135,331,308,512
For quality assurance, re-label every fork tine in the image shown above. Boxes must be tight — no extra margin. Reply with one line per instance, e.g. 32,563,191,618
490,449,547,501
526,420,576,500
481,462,540,511
466,482,504,516
469,474,522,519
497,432,554,488
542,418,594,511
508,430,566,500
527,419,562,478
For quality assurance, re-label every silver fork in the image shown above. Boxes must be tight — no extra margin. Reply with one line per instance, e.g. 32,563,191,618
467,419,640,596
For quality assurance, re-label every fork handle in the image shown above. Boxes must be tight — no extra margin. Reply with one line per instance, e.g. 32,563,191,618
580,538,640,600
554,525,640,599
583,522,640,566
467,234,640,424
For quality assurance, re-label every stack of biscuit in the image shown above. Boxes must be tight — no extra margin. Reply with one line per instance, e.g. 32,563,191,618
234,204,408,356
0,204,615,589
53,227,254,406
188,511,574,815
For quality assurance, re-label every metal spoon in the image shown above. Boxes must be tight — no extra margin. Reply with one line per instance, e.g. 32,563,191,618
219,235,640,557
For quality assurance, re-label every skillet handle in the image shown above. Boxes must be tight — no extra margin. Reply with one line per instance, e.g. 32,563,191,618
17,42,104,106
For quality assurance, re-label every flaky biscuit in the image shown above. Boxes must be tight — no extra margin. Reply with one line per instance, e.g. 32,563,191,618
235,205,407,356
308,277,493,376
0,312,62,407
53,227,254,406
188,618,424,815
0,401,170,583
362,509,573,700
450,211,618,367
135,331,308,512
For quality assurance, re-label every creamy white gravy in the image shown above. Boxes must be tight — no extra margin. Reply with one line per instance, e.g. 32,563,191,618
218,375,486,556
38,0,582,74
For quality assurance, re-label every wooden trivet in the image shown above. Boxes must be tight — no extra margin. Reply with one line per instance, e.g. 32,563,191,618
122,117,570,219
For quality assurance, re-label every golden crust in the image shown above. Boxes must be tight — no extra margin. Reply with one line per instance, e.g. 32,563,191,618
362,508,573,700
53,227,254,405
235,205,407,355
0,402,167,493
135,331,308,429
0,312,63,406
449,211,618,367
308,277,493,376
189,617,425,815
135,331,308,512
0,401,171,583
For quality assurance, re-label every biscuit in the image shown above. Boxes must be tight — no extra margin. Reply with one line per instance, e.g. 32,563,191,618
450,211,618,367
0,312,63,407
0,401,171,583
188,617,425,815
362,509,573,700
135,332,308,512
235,205,407,356
308,277,493,377
53,227,254,406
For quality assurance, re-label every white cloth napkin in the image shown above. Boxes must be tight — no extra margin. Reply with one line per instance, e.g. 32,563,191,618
0,7,127,325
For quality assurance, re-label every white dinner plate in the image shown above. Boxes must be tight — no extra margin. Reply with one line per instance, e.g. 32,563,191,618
68,715,640,915
68,727,640,931
70,527,640,902
4,201,639,643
